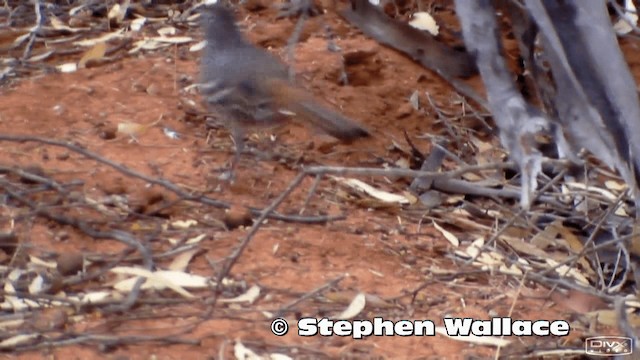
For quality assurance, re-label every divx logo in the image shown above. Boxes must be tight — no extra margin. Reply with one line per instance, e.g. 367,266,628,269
585,336,633,356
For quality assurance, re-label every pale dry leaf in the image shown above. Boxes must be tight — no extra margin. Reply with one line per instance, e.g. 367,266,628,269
586,310,623,327
2,300,33,311
555,224,596,276
132,36,193,52
364,293,391,308
168,248,199,271
435,327,511,346
545,259,590,286
444,194,465,204
234,340,263,360
409,90,420,110
57,63,78,73
130,17,146,32
564,182,618,201
471,236,485,248
337,292,367,320
29,255,56,268
28,275,45,295
119,274,195,298
50,16,86,32
605,179,627,192
0,334,39,349
167,237,185,245
409,12,439,36
615,206,630,217
171,219,198,229
469,135,494,153
113,268,210,289
368,268,384,277
0,318,25,330
108,3,128,24
499,264,523,276
28,50,54,62
402,191,418,204
448,209,489,232
464,246,479,259
74,29,125,47
153,270,210,288
624,297,640,309
269,354,293,360
78,291,114,305
477,251,505,267
69,4,87,16
427,265,458,275
1,290,42,311
433,221,460,247
190,40,207,52
13,32,30,46
186,233,207,244
394,157,411,169
461,172,483,181
157,26,177,36
117,122,150,137
614,0,638,35
219,285,261,304
78,41,106,68
502,236,550,259
333,176,412,204
111,267,205,298
529,220,561,249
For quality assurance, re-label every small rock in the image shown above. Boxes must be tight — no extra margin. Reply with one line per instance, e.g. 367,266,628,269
99,125,118,140
396,103,414,119
0,232,18,256
57,252,84,276
56,152,70,161
146,83,160,96
223,206,253,229
55,231,70,242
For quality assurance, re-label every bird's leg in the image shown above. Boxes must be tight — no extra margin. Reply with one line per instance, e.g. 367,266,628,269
276,0,321,18
220,123,245,182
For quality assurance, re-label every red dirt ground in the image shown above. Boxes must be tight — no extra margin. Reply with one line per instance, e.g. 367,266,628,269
1,2,635,359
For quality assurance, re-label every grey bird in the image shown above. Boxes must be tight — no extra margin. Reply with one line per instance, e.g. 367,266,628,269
199,5,370,177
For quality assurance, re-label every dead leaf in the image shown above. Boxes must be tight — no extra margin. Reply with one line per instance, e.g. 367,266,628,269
333,176,412,204
552,289,607,313
57,63,78,73
219,285,261,304
168,248,199,271
171,219,198,229
585,309,640,327
78,41,106,68
433,221,460,247
409,12,439,36
336,292,366,320
234,340,262,360
614,0,638,35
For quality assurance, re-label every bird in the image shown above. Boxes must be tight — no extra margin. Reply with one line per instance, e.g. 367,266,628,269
199,4,370,178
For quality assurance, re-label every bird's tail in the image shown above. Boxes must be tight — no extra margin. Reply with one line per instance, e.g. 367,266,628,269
292,99,370,140
266,78,370,141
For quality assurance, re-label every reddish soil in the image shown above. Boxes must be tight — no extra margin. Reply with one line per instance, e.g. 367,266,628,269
1,2,633,359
